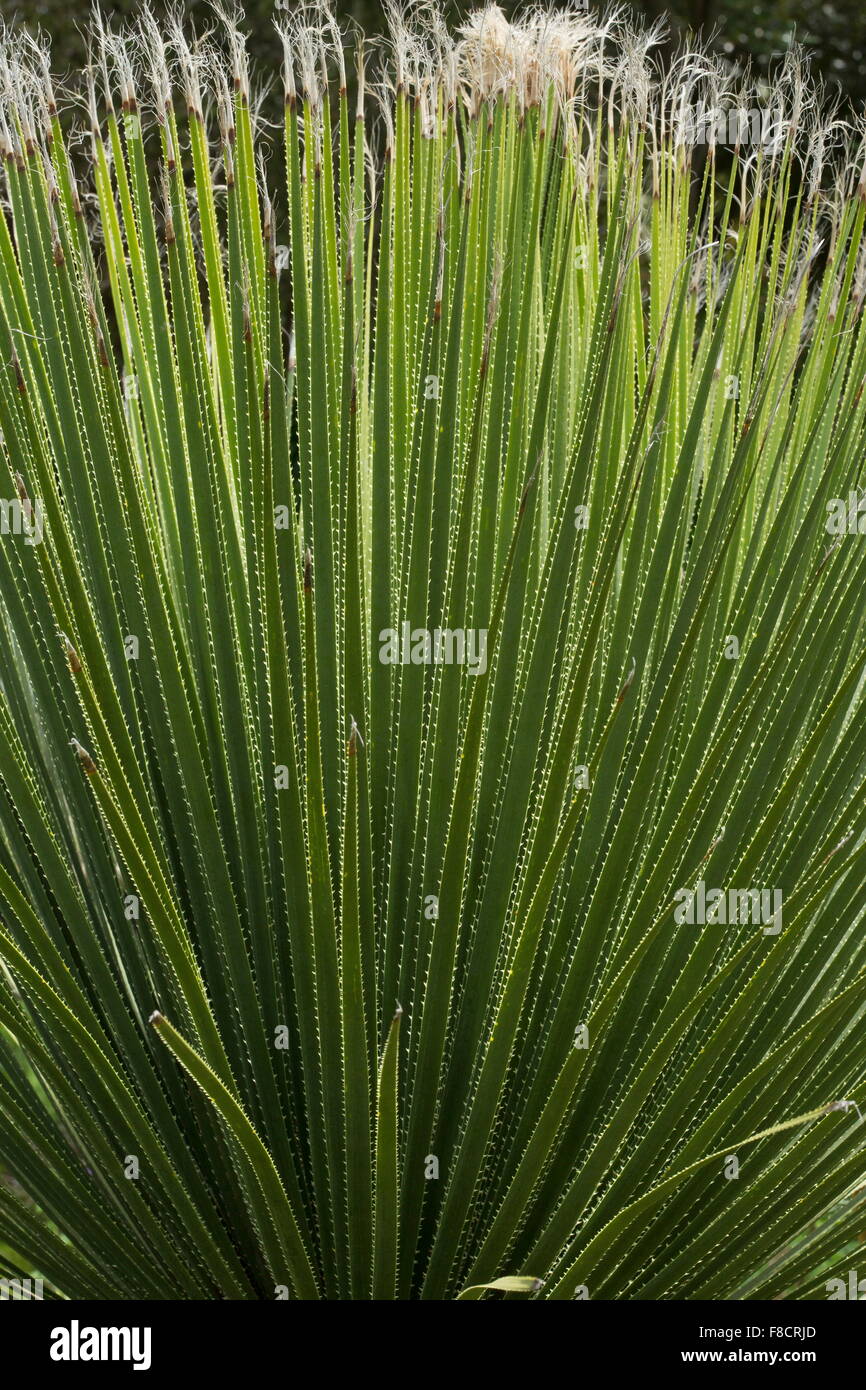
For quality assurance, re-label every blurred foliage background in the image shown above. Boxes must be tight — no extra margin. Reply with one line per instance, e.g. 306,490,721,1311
1,2,865,110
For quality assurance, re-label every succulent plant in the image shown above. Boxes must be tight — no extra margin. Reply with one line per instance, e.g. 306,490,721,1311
1,3,865,1300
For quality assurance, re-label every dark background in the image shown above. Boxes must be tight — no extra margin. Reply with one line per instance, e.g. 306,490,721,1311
2,2,865,109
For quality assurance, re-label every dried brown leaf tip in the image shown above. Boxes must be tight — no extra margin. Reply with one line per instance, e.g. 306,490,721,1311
14,472,31,518
616,656,637,704
348,715,364,756
820,829,854,866
69,737,96,775
59,630,81,675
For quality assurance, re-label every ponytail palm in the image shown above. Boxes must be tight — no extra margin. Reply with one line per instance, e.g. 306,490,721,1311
1,3,866,1300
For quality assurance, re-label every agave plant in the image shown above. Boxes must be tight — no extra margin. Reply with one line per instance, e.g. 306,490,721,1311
1,1,866,1302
